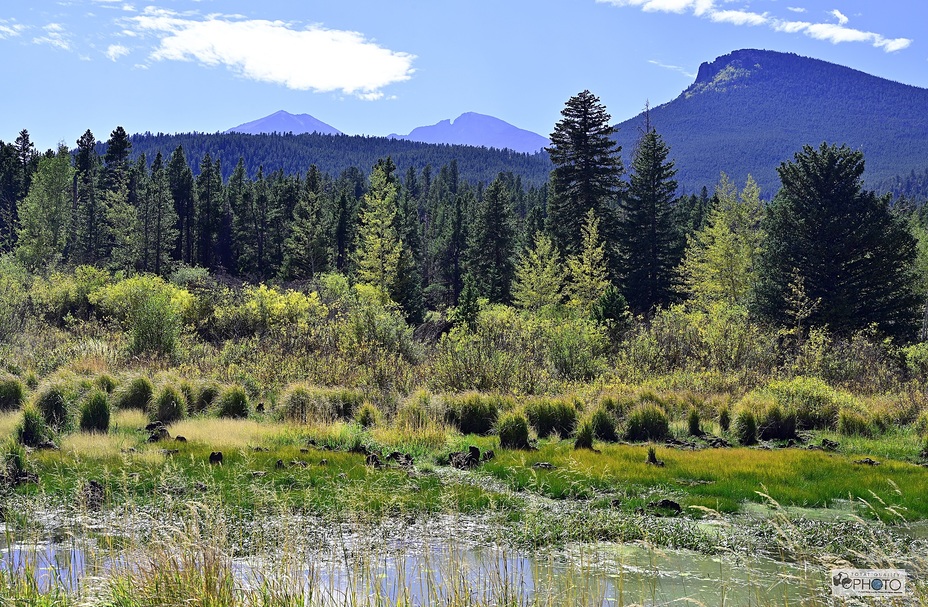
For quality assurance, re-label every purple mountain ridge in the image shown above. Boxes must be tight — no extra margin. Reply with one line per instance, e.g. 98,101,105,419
389,112,549,154
225,110,342,136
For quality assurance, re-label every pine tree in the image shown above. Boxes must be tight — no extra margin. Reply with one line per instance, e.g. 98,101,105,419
281,165,330,279
73,129,103,264
16,145,74,269
565,209,610,313
546,90,623,266
512,232,563,311
466,175,515,303
756,143,919,339
167,146,195,264
354,158,403,297
195,153,223,269
678,174,765,310
618,122,682,315
147,152,178,275
102,126,132,192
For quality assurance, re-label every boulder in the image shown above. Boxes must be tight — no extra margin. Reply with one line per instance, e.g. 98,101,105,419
208,451,223,465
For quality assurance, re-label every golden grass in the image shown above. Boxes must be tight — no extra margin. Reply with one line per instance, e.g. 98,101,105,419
167,417,298,450
59,431,133,458
0,409,22,440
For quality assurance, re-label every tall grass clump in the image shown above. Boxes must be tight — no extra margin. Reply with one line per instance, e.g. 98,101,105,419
113,375,154,411
151,385,186,424
79,390,111,433
190,381,221,414
94,373,118,394
837,408,873,437
733,407,757,445
33,380,76,433
524,397,579,439
497,410,530,449
589,405,619,442
623,403,669,442
764,376,848,431
278,384,365,424
574,416,595,449
739,393,796,441
16,404,49,448
0,375,24,411
718,405,731,433
687,407,702,436
215,385,249,419
395,390,439,431
355,402,381,428
1,439,28,483
444,393,507,435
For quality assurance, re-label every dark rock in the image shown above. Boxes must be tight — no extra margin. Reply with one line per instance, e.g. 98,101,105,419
532,462,555,470
36,440,58,451
81,480,105,510
386,451,414,467
161,449,179,456
648,498,682,514
148,427,171,443
854,457,880,466
319,459,328,466
449,447,481,470
366,453,382,468
821,438,840,452
468,445,480,461
704,436,731,448
300,448,310,454
275,459,285,469
337,472,347,479
208,451,223,465
349,444,370,456
256,402,265,414
290,460,308,468
481,449,495,461
195,481,208,491
252,471,266,478
174,436,187,443
144,421,164,432
611,498,622,508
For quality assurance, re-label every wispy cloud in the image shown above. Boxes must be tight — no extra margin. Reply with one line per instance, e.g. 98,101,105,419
648,59,696,78
127,8,415,98
105,43,129,61
33,22,71,51
596,0,912,52
0,19,26,39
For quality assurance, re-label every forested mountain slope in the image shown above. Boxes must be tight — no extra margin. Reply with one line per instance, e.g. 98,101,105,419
614,49,928,195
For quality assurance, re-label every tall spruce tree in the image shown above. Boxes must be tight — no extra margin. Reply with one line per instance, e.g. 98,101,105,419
167,146,195,264
512,232,563,311
466,174,515,303
565,208,610,313
756,143,919,339
618,122,682,315
73,130,103,264
354,158,403,297
195,153,223,269
546,90,623,269
281,165,330,279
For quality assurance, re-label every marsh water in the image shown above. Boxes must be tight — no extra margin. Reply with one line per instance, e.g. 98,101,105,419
1,517,829,605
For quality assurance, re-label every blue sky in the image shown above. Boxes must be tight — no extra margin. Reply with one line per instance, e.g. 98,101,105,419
2,0,926,151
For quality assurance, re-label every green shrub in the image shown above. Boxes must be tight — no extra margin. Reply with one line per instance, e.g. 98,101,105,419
574,416,595,449
624,404,669,442
355,402,381,428
17,404,49,448
278,384,365,424
79,390,111,433
444,393,507,435
764,377,848,431
687,407,701,436
524,398,579,439
718,406,731,433
0,375,24,411
94,373,118,394
215,386,249,419
113,376,154,411
837,409,873,437
151,385,186,424
33,381,77,433
916,411,928,436
590,406,618,442
733,408,757,446
497,410,530,449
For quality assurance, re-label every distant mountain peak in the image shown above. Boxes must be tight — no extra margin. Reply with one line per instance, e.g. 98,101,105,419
226,111,342,136
392,113,549,154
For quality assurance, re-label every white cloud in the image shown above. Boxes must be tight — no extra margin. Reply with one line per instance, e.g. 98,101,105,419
0,21,26,39
710,9,768,27
128,8,415,98
648,59,697,78
33,22,70,50
106,43,129,61
597,0,912,52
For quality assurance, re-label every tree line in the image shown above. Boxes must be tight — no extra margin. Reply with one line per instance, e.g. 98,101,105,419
1,89,924,342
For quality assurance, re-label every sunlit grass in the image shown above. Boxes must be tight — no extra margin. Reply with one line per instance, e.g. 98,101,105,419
0,409,21,438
